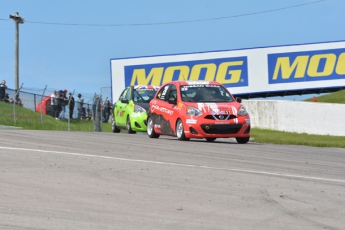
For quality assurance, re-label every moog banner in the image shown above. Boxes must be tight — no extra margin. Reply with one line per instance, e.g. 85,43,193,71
110,40,345,101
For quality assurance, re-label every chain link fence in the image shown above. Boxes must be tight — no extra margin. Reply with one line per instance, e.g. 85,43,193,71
91,91,113,132
2,86,112,132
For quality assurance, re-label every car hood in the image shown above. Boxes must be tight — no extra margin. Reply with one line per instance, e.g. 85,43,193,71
134,102,150,111
183,102,241,116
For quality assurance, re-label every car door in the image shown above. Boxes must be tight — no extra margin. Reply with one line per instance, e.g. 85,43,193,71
114,87,130,126
122,86,134,126
152,84,176,135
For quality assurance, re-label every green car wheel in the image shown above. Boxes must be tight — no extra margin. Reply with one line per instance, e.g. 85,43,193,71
127,117,136,134
112,117,120,133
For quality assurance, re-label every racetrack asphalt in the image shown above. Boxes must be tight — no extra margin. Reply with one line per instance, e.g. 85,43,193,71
1,130,345,230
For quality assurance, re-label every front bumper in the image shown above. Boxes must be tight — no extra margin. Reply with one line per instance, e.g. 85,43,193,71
183,117,250,138
130,112,148,132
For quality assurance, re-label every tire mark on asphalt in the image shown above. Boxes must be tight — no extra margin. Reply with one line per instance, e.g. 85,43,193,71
261,189,341,230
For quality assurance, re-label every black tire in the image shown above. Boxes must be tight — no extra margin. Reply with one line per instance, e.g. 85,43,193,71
236,137,250,144
127,117,136,134
147,116,160,138
206,138,216,142
176,119,189,141
112,116,120,133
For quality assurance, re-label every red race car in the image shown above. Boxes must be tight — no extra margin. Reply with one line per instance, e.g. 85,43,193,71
147,80,251,143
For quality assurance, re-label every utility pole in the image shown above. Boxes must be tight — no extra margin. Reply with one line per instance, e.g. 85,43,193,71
9,12,25,92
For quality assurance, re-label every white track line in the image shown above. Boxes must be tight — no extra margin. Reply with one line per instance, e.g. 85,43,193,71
1,146,345,183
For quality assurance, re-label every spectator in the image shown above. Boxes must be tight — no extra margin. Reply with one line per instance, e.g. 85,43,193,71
55,90,63,119
103,99,112,123
0,80,8,102
58,89,68,119
76,93,84,119
50,90,58,119
68,92,75,119
15,94,23,107
4,93,10,103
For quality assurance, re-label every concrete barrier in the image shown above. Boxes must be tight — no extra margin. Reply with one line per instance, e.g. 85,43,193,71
241,100,345,136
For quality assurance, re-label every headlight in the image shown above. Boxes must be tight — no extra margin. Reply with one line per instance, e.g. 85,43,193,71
238,105,248,116
134,105,146,113
186,106,202,116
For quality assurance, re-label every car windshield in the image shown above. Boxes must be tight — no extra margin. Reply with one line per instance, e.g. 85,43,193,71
180,84,234,102
133,86,158,103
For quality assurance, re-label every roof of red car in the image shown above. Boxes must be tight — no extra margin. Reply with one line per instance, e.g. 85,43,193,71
172,80,221,86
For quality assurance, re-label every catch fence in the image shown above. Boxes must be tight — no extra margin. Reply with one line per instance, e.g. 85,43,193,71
2,86,112,132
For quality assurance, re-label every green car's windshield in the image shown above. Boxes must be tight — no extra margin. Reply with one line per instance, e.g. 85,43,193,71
133,86,158,103
180,85,234,102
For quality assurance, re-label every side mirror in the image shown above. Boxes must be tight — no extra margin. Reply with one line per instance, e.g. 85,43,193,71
236,97,242,103
168,97,177,104
121,98,129,104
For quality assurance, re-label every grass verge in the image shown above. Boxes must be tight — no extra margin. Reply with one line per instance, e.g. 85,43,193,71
251,128,345,148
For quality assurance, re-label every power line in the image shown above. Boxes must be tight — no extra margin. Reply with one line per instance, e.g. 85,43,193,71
0,0,326,27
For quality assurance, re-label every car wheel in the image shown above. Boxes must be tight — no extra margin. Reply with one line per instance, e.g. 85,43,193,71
206,138,216,142
236,137,250,144
127,117,136,134
176,119,189,141
147,116,160,138
112,116,120,133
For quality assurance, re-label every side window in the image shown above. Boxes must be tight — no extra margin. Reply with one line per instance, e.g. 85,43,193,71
156,85,170,100
167,85,177,100
125,88,131,101
119,88,129,100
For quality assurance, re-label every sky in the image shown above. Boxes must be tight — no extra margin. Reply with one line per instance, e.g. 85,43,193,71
1,0,344,102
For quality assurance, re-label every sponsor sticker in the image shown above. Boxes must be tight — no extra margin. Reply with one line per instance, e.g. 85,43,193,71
151,104,174,115
268,48,345,84
186,119,197,124
125,57,249,88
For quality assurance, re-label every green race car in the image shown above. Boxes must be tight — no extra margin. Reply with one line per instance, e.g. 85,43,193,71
112,85,159,133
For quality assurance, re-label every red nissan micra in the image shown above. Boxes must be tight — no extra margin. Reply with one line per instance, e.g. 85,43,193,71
146,80,251,143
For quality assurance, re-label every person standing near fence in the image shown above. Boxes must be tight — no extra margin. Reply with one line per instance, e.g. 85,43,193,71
76,93,84,119
50,90,58,119
58,89,68,119
103,100,112,123
0,80,8,102
68,92,75,119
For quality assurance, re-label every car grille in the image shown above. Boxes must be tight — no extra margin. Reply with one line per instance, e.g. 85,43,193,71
204,115,237,120
201,124,242,134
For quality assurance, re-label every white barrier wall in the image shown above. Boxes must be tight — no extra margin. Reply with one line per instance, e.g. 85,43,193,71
241,100,345,136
